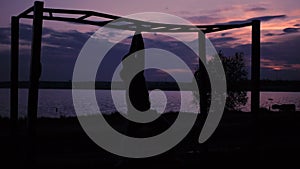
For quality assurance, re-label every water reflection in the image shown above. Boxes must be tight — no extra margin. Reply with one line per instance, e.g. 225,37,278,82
0,89,299,117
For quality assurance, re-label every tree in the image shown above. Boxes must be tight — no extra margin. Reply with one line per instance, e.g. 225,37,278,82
194,51,248,111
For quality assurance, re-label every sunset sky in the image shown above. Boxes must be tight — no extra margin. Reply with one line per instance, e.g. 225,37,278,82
0,0,299,81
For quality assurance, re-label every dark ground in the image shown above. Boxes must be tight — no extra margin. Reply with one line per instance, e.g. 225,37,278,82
1,110,300,169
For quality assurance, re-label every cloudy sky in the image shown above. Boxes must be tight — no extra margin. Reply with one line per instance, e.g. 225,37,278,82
0,0,299,81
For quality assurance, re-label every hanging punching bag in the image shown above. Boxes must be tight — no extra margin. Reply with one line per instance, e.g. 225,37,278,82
120,32,150,112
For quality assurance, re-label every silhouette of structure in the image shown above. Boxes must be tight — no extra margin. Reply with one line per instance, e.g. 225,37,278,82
10,0,261,158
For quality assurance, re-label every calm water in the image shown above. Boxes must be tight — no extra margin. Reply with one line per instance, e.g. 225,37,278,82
0,89,299,118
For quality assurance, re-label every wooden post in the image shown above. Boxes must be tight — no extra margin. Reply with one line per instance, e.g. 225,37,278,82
10,16,19,132
251,20,261,161
27,1,44,137
198,32,208,116
10,16,20,169
251,20,260,121
198,31,209,160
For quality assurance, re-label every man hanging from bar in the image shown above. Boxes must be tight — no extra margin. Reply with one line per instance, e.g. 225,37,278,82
120,31,150,112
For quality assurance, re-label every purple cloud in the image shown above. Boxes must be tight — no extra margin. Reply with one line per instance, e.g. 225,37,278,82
219,15,286,25
264,27,300,37
185,15,221,24
283,27,299,33
246,7,267,11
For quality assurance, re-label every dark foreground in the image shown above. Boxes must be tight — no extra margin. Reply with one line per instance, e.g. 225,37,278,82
1,110,300,169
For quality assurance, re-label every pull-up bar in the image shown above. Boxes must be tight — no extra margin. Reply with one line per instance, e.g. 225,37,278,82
15,1,252,33
10,1,260,142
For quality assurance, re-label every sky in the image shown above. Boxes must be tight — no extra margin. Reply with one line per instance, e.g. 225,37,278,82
0,0,299,81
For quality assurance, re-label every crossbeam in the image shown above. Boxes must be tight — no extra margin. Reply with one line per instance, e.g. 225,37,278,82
17,5,253,33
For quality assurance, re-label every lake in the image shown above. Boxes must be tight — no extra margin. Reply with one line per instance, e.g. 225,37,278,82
0,89,299,118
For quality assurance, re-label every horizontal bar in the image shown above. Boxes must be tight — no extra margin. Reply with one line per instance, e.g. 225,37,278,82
197,22,252,29
19,7,252,33
89,11,121,20
77,14,92,20
17,6,34,18
204,22,253,33
23,15,111,27
43,8,94,15
43,8,252,30
22,15,201,32
44,8,120,20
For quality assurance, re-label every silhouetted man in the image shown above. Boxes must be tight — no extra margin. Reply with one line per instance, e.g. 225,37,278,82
120,31,150,112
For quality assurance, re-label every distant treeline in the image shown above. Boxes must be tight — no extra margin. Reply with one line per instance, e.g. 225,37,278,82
0,80,299,91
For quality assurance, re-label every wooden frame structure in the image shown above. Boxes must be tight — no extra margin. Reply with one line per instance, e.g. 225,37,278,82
10,1,260,137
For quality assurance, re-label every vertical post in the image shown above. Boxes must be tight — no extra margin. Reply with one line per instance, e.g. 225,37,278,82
10,16,19,132
198,31,208,116
198,31,209,159
10,16,20,169
251,20,260,119
251,20,261,160
27,1,44,136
